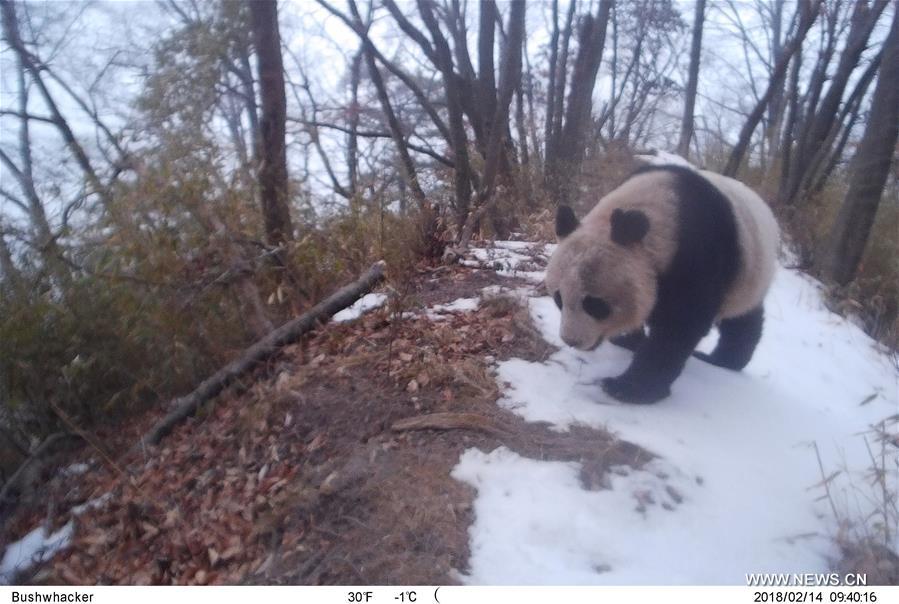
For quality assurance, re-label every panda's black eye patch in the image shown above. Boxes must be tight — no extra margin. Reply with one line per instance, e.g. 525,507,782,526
582,296,611,320
553,291,563,309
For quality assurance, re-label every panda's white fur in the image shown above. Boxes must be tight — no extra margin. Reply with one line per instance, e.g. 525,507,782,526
699,170,779,319
545,164,779,403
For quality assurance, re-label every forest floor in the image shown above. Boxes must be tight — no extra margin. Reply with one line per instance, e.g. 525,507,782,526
2,240,898,585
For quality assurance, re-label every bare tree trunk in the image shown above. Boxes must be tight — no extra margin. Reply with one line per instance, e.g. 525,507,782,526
784,0,889,205
763,0,788,172
777,47,803,201
547,0,578,164
544,0,560,158
453,0,526,252
545,0,612,206
822,5,899,286
723,0,821,177
478,0,498,140
347,48,363,201
606,3,619,140
346,0,429,209
237,47,261,156
515,79,530,168
249,0,294,247
317,0,451,145
0,28,71,288
417,0,473,225
1,0,111,211
677,0,706,158
523,41,542,168
799,48,883,197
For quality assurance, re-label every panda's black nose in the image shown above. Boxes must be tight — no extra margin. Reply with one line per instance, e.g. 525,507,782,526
561,333,584,348
562,332,603,350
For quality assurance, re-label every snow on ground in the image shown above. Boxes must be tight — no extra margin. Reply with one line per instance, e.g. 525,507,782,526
0,522,73,584
0,493,111,584
425,297,481,321
461,241,551,284
453,243,898,585
60,462,90,477
332,292,387,322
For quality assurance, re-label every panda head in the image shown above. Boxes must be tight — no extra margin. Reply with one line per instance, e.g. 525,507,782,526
545,205,657,350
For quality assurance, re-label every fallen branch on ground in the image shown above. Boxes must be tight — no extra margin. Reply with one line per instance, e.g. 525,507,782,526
391,412,508,436
141,261,387,447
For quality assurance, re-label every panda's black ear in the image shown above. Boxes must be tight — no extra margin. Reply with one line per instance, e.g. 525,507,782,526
555,205,579,239
610,208,650,246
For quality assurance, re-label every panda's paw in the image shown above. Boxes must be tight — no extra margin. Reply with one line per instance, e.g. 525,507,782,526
692,350,739,370
601,375,670,405
692,351,714,364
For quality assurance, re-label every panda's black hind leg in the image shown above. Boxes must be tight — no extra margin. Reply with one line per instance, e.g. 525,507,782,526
694,306,764,370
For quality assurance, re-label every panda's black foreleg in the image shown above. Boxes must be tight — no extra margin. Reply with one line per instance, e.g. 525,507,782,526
693,306,764,370
602,322,710,404
610,328,646,352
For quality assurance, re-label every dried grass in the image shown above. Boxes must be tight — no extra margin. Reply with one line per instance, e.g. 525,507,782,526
814,416,899,585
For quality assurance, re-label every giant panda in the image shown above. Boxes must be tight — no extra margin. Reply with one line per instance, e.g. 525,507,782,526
544,164,779,404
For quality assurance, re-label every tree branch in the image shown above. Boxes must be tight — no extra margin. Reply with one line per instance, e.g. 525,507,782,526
141,261,387,446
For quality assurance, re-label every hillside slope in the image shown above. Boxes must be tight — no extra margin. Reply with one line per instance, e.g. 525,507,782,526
2,240,896,585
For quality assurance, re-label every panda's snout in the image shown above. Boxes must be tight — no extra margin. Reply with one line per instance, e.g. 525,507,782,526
561,332,584,348
561,332,603,351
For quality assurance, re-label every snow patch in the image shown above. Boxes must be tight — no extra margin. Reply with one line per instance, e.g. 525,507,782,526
60,462,90,477
332,292,387,322
463,243,549,284
0,522,73,584
70,493,112,516
425,297,480,321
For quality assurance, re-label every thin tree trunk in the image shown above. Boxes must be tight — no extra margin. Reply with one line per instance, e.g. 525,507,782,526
317,0,452,144
547,0,578,164
446,0,486,151
778,47,803,201
607,3,618,140
515,79,530,168
0,42,70,288
417,0,473,225
237,48,261,156
523,41,542,168
478,0,498,140
1,0,112,211
249,0,294,247
545,0,612,206
785,0,889,205
723,0,821,177
544,0,560,159
677,0,706,158
347,48,363,201
799,49,883,198
454,0,526,251
822,6,899,285
346,0,429,208
763,0,787,172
